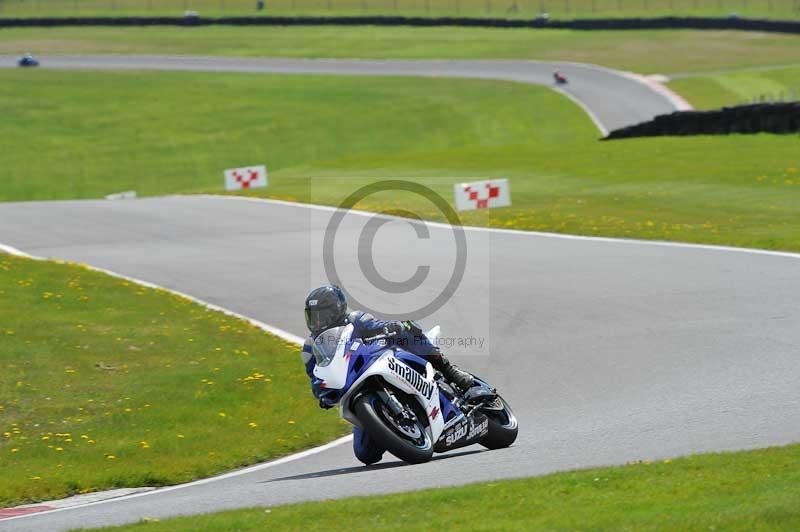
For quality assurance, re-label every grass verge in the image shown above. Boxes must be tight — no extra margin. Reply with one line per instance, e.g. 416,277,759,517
1,26,800,73
0,0,796,20
82,443,800,531
668,65,800,108
2,69,799,252
0,253,346,507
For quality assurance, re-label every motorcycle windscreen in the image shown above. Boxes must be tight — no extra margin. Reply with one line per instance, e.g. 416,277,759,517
312,325,349,367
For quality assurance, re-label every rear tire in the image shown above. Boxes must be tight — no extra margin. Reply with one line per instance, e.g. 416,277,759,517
480,396,518,450
353,392,433,464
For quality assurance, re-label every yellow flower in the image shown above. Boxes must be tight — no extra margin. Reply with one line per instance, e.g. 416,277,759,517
11,448,19,453
177,434,185,439
218,412,226,417
288,420,296,425
248,422,257,428
106,455,116,460
55,447,63,451
30,476,42,481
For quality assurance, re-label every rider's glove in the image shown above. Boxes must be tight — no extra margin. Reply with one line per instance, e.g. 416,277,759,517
317,388,338,409
383,321,406,337
318,396,336,409
311,378,325,399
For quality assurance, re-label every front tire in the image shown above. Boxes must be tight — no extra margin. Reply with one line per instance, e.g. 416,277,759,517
480,395,518,450
353,392,433,464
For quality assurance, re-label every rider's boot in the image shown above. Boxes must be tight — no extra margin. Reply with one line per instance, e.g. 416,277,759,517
431,351,474,391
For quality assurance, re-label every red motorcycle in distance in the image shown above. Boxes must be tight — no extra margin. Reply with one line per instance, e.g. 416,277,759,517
553,70,568,85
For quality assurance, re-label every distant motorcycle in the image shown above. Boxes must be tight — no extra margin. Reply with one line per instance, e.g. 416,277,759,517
553,70,568,85
18,54,39,67
312,324,518,463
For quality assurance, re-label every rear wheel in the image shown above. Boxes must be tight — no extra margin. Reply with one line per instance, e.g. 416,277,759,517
353,392,433,464
480,395,518,450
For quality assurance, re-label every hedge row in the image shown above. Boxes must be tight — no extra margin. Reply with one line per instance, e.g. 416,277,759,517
2,15,800,33
604,103,800,139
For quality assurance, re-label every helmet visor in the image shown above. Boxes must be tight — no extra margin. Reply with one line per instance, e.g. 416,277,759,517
305,307,338,335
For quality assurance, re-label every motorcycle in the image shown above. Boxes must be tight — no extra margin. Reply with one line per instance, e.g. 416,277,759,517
312,323,518,464
553,71,568,85
17,54,39,68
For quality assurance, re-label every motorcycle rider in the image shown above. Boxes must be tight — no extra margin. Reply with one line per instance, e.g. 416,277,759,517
300,284,474,465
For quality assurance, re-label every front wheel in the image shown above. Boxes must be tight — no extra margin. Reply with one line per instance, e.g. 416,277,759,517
480,395,518,450
353,392,433,464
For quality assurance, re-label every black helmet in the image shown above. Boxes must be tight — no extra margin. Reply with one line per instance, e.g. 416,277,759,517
304,285,348,336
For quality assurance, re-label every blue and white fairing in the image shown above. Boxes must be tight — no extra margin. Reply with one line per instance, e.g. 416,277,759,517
312,324,462,446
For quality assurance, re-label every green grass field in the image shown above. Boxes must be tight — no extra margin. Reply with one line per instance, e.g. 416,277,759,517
2,69,799,252
2,26,800,74
0,0,797,20
82,443,800,531
0,254,347,507
669,65,800,108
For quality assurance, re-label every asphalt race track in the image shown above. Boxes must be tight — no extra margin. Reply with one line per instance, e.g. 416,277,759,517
0,55,685,133
1,195,799,530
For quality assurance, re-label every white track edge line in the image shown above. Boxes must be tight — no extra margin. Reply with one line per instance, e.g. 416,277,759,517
194,194,800,261
551,86,609,136
0,243,34,258
0,241,353,522
0,435,353,523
